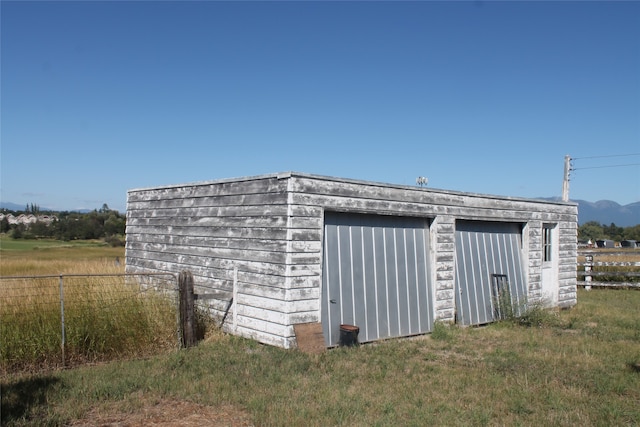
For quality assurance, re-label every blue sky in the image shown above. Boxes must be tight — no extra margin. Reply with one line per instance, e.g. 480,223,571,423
2,1,639,213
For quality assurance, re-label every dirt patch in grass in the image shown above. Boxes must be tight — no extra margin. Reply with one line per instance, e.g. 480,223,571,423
70,398,254,427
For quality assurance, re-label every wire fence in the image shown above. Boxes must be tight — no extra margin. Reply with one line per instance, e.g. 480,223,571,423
0,273,178,373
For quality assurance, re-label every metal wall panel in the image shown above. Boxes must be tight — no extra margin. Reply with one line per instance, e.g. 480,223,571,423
322,212,433,346
454,221,526,326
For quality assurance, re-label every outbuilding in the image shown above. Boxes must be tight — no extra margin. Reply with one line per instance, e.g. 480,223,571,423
596,239,615,249
125,172,578,349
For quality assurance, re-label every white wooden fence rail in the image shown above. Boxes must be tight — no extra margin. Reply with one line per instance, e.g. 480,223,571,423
578,252,640,290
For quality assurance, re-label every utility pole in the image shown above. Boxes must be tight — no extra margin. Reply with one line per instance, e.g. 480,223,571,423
562,155,571,202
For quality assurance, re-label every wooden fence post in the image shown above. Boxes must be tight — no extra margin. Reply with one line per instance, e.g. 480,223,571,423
584,255,593,291
178,270,196,348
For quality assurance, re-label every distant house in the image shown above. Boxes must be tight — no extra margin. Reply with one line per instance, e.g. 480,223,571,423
126,172,578,349
0,213,58,226
596,239,615,249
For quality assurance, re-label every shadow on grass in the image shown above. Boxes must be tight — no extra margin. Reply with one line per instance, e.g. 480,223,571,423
1,375,61,424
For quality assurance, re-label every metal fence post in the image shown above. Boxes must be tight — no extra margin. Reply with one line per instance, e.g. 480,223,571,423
59,274,66,366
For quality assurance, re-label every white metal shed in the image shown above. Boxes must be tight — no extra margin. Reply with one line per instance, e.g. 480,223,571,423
126,172,578,349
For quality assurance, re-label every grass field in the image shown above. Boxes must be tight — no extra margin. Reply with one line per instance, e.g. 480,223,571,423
0,236,109,251
1,237,177,374
2,289,639,426
1,238,639,426
0,235,125,276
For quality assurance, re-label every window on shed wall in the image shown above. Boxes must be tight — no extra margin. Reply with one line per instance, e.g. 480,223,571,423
543,224,555,262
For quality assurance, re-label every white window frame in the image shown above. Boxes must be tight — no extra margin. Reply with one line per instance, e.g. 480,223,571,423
542,224,556,263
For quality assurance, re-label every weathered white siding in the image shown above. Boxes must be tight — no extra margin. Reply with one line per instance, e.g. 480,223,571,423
558,220,579,306
127,175,296,348
126,172,578,348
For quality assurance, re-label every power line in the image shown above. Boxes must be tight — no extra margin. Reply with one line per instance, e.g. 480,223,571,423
563,154,639,201
572,153,640,160
572,163,640,171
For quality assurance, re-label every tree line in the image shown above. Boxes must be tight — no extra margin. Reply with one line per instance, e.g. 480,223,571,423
1,204,126,246
2,204,637,247
578,221,640,243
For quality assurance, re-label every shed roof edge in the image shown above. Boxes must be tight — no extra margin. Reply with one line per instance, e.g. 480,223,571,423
127,171,578,207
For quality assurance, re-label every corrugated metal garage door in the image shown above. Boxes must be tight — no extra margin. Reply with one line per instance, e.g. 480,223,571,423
322,212,433,347
454,221,527,326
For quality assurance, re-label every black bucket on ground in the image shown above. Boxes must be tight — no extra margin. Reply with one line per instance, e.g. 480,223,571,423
339,324,360,347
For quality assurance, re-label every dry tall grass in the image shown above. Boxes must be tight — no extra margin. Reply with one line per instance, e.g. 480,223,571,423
0,243,125,276
0,244,178,373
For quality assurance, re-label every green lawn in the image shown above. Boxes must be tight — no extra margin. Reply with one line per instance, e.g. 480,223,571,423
0,235,109,251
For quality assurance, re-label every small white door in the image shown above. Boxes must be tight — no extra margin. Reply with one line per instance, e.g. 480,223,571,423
540,224,559,306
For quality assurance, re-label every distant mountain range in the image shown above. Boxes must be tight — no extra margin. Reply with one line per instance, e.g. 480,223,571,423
534,198,637,226
0,202,92,214
1,199,638,226
570,199,639,227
